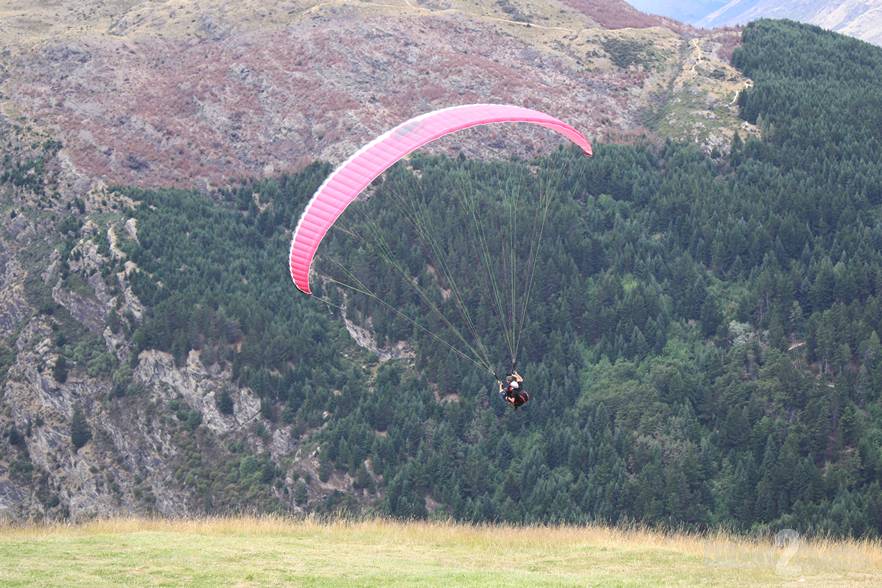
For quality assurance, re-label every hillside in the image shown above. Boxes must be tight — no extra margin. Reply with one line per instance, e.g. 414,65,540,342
1,517,880,586
0,0,746,189
0,0,746,523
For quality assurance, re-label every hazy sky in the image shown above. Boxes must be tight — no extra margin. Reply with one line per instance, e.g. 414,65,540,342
625,0,729,24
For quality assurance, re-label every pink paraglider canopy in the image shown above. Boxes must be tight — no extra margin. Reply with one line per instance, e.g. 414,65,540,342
289,104,592,294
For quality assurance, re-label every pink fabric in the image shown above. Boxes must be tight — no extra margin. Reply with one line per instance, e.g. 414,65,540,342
289,104,592,294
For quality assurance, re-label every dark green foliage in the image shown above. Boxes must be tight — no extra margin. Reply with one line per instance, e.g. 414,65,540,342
353,464,375,493
122,164,352,427
496,0,529,23
0,340,14,385
70,406,91,451
319,490,360,515
216,388,234,415
57,216,81,236
7,427,25,448
52,356,68,384
602,38,654,69
121,20,882,537
166,420,282,514
294,480,309,505
10,456,34,481
0,139,61,195
318,450,333,483
168,398,203,432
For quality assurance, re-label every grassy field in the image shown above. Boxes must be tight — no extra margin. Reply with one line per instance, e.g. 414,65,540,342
1,518,880,587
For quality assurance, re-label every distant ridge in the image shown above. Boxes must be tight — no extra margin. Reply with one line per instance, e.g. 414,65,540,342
698,0,882,45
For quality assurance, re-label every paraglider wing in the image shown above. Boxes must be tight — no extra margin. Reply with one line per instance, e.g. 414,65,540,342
289,104,592,294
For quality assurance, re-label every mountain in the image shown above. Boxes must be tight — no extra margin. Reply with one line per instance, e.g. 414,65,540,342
0,0,745,190
0,0,749,522
3,2,882,539
624,0,882,46
698,0,882,45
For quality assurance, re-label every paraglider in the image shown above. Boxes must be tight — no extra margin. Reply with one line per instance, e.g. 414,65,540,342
288,104,592,404
289,104,591,295
498,371,529,409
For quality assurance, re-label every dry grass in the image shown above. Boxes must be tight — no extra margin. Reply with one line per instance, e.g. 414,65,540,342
1,516,880,586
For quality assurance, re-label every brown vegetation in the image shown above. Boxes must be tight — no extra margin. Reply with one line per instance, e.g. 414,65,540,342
0,1,745,190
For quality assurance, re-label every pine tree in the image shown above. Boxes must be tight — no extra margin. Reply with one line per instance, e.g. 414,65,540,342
53,356,68,384
70,406,91,451
294,480,308,506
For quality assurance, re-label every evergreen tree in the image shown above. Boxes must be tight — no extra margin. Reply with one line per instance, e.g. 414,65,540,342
70,406,91,451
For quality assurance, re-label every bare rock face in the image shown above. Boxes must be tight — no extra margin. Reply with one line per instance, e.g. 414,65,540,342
3,318,115,520
344,314,415,363
52,282,106,335
0,309,281,520
0,137,291,520
0,256,30,333
134,349,262,437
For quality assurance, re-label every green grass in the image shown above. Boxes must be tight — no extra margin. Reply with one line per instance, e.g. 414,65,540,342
1,517,879,586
